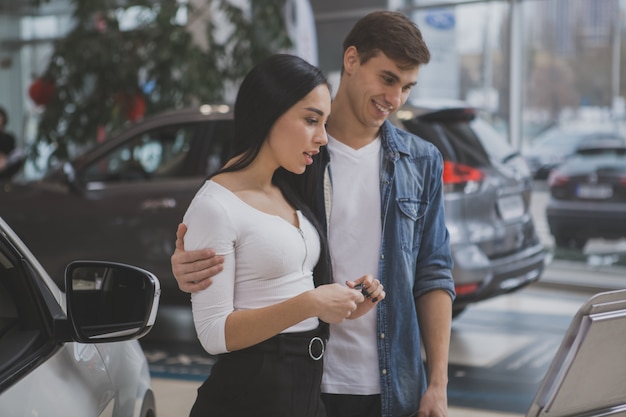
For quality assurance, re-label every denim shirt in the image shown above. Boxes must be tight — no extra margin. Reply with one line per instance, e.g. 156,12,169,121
310,120,455,417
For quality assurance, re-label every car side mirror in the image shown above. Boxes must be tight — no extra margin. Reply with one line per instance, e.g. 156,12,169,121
65,261,160,343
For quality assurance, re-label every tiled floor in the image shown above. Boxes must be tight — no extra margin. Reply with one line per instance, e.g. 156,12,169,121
145,283,600,417
150,377,524,417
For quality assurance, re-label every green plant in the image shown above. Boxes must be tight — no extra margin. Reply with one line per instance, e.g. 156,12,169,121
32,0,290,166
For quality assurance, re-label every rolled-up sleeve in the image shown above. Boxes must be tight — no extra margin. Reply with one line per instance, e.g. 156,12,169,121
413,152,455,301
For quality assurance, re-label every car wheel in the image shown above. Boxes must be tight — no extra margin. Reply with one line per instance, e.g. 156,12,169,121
554,235,587,250
139,390,156,417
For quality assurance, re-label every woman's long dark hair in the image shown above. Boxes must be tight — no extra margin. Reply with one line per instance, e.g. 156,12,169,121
209,54,333,292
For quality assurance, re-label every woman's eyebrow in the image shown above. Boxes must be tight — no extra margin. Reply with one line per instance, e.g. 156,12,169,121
305,107,325,116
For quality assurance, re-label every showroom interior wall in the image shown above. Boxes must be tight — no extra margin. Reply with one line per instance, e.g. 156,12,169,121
0,0,624,163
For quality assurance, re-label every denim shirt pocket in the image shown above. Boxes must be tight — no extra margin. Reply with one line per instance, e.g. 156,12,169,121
396,197,427,253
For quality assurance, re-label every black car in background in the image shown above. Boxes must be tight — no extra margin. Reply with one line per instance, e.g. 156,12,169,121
0,101,545,317
546,137,626,250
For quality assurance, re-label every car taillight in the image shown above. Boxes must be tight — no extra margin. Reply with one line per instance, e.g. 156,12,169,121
455,282,480,296
548,172,569,187
442,161,484,193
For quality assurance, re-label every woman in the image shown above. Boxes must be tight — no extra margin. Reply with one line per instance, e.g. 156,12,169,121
183,54,381,417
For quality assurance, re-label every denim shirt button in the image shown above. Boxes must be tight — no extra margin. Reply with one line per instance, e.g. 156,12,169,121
380,254,384,260
380,333,385,339
382,369,388,375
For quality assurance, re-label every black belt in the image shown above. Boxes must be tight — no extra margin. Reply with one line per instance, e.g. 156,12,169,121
239,327,326,361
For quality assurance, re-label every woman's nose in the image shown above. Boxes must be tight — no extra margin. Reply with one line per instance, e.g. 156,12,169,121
317,126,329,145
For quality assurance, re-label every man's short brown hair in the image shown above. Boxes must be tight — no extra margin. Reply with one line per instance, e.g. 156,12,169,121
342,10,430,70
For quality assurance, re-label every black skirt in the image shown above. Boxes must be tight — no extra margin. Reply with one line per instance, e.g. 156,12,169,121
189,327,327,417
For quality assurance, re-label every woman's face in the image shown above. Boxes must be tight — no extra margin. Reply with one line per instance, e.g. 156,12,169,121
265,84,331,174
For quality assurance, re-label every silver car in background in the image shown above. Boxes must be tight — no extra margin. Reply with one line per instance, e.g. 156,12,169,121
393,99,546,316
0,216,160,416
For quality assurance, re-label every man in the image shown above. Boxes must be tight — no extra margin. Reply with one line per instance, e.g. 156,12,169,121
172,10,455,417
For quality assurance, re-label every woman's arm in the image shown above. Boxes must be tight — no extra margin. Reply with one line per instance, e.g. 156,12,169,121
184,190,364,354
192,248,363,353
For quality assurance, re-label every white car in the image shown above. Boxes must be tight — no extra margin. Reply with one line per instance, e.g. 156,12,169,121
0,216,160,417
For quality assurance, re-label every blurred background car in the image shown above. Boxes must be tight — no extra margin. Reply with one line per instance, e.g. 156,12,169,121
0,100,545,320
0,216,160,416
523,126,625,180
546,136,626,250
394,99,546,316
0,105,233,310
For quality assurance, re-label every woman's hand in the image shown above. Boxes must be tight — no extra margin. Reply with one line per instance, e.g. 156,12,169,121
310,283,364,323
345,274,385,319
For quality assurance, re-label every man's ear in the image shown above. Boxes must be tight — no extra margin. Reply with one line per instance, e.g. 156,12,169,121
343,46,359,75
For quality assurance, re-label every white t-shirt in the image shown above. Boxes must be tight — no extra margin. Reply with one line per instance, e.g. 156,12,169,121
183,180,320,355
321,136,383,395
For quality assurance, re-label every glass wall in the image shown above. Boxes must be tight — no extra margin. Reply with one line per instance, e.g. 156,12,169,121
403,0,626,148
4,0,625,152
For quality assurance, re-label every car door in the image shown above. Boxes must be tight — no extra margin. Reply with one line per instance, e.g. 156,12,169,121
72,118,233,305
0,227,113,417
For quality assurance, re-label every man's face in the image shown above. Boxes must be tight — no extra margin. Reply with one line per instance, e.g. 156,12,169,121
343,48,420,130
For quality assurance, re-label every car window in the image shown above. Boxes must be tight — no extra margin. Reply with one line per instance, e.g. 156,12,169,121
575,148,626,158
0,238,51,393
431,120,491,167
197,119,234,177
81,124,196,183
402,112,513,168
470,118,518,163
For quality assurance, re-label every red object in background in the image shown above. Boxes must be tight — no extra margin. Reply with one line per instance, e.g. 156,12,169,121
28,78,56,106
126,93,146,122
97,125,107,143
114,92,146,122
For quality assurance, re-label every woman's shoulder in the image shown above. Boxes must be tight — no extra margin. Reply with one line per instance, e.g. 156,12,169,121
186,180,236,220
183,181,238,250
199,175,245,196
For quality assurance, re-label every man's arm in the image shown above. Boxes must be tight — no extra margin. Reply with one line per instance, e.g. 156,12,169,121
416,289,452,417
171,223,224,293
